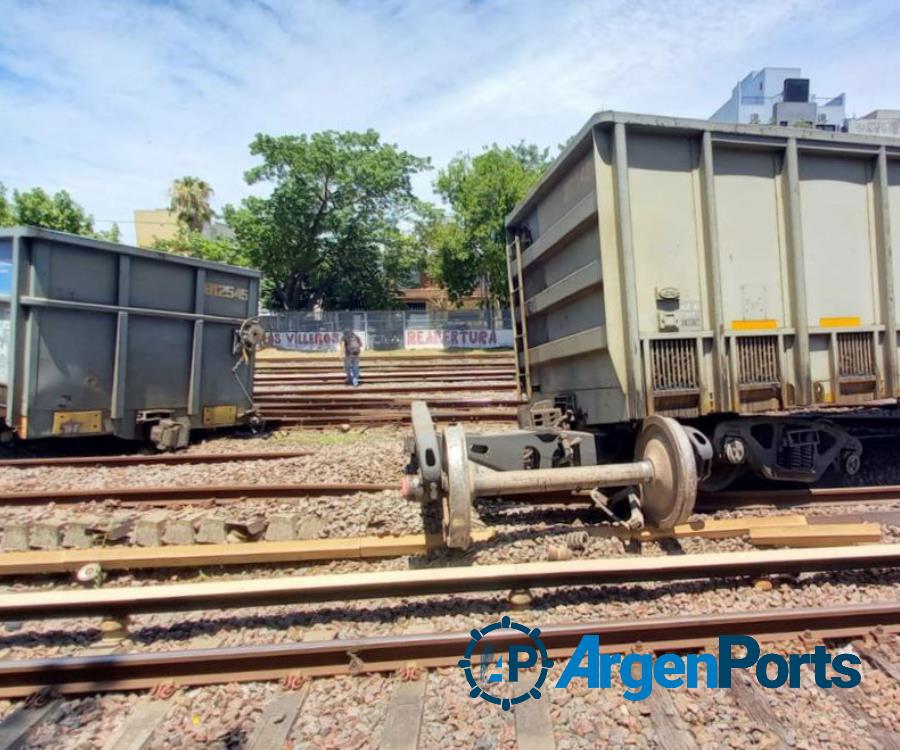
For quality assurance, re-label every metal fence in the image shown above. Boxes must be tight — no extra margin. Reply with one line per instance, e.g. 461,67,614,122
260,309,512,351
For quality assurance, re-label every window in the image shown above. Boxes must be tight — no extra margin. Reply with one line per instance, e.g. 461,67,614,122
405,301,427,312
749,113,760,124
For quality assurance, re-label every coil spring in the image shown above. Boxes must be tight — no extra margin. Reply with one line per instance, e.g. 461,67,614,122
782,443,814,470
565,530,589,551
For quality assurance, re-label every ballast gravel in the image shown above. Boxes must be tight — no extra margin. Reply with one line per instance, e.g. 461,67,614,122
0,424,899,748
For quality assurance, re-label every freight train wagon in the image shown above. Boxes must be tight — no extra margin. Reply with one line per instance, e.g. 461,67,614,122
403,112,900,548
0,227,263,449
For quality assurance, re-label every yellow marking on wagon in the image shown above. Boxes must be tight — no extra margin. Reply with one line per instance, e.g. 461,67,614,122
819,316,861,327
202,405,237,426
52,410,103,435
731,319,777,330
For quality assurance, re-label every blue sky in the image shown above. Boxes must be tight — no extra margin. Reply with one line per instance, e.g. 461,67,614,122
1,0,899,244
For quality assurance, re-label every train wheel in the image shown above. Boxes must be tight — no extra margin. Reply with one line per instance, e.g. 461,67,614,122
634,416,697,528
442,425,474,549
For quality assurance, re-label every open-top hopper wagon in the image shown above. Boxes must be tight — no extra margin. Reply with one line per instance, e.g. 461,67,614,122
404,112,900,548
0,227,264,450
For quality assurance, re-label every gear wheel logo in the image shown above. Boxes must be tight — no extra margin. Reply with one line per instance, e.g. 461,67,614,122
457,615,553,711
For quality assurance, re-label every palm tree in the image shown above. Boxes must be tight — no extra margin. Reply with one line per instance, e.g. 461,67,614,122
169,177,214,233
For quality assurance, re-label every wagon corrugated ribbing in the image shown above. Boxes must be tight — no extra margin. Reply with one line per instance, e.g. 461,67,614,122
505,111,900,424
0,227,261,447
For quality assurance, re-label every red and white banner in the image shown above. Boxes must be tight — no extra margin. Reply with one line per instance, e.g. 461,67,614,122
404,328,513,350
263,331,367,352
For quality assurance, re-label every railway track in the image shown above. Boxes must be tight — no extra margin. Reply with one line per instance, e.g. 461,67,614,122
0,450,310,469
0,514,890,580
4,543,898,620
254,351,519,425
259,407,518,426
1,505,897,745
254,351,514,366
0,510,888,577
0,481,399,507
5,477,900,511
499,483,900,510
699,484,900,511
0,601,896,698
254,368,517,380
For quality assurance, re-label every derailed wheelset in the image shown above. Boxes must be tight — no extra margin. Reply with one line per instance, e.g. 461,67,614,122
402,401,710,549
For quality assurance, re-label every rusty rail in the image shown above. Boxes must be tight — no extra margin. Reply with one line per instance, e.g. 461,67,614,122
699,484,900,511
0,601,896,697
0,451,311,469
254,352,518,426
0,482,400,507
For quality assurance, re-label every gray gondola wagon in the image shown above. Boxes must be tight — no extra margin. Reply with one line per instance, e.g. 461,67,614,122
0,227,262,449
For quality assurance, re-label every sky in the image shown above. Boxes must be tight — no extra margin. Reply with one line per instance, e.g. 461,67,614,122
1,0,899,244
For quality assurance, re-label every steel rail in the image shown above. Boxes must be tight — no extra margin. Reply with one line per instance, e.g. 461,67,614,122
254,370,515,378
699,484,900,511
252,382,516,394
495,485,900,509
0,601,896,698
2,544,898,621
0,451,311,469
255,354,514,366
0,482,400,507
253,378,516,387
256,406,517,416
254,398,519,408
254,376,516,384
253,390,522,406
265,411,518,426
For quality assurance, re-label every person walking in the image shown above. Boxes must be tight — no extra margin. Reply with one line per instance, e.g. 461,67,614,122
340,328,363,387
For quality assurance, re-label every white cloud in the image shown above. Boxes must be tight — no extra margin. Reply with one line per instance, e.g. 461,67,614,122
1,0,898,243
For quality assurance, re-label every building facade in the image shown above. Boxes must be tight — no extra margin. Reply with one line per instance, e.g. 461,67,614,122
133,209,234,248
711,67,846,130
845,110,900,137
133,209,179,248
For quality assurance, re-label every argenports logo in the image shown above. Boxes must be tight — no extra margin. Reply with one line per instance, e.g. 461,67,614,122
461,618,863,707
458,616,554,710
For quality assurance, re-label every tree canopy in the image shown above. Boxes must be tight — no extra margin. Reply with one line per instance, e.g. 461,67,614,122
426,143,550,306
225,129,430,310
152,227,248,267
0,182,120,241
0,134,552,312
7,186,94,235
169,176,214,232
0,183,12,226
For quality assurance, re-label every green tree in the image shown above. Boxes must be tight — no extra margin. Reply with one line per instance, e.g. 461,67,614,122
429,143,550,305
225,129,429,309
0,183,125,243
153,227,249,267
0,183,13,226
169,176,214,232
10,187,96,235
95,223,121,243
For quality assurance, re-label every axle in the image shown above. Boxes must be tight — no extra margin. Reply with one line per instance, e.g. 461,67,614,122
472,461,653,496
